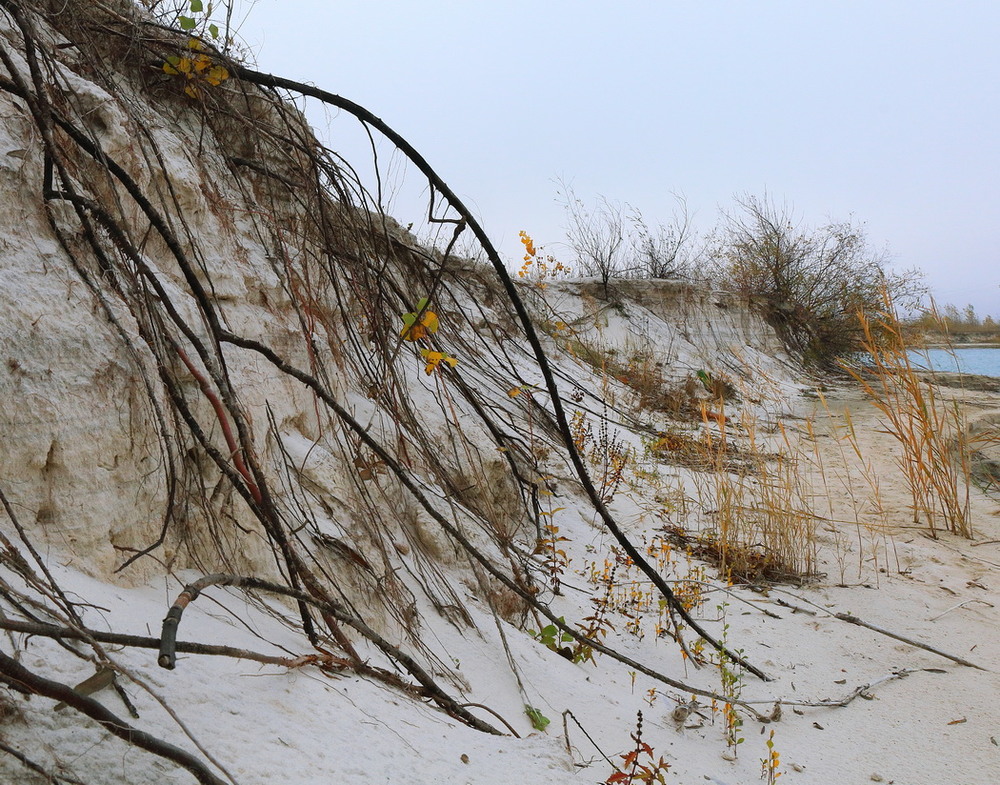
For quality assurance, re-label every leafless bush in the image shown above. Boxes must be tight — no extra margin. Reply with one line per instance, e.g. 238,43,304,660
707,193,923,369
559,185,627,293
559,186,701,290
628,195,701,280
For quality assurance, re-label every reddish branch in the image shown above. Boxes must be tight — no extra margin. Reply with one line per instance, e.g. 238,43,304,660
173,344,261,505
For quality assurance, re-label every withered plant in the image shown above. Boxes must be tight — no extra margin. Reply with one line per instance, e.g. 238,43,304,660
847,297,972,538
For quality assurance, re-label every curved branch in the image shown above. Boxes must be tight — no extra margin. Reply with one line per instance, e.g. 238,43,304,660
0,618,295,667
229,65,767,680
216,333,771,708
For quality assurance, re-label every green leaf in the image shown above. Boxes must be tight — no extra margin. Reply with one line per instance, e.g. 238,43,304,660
208,23,220,39
179,15,197,30
416,296,429,311
189,0,204,12
525,706,550,732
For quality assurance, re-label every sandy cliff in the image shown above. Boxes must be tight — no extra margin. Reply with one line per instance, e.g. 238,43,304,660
1,4,998,785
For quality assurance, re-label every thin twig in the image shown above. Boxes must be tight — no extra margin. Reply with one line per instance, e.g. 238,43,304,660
157,574,502,735
457,703,521,738
563,709,617,769
929,599,994,622
834,612,987,670
0,739,88,785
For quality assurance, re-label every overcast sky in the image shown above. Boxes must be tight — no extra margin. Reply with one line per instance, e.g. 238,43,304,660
229,0,999,317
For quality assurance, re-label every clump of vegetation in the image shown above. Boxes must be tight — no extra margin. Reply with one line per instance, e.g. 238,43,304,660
761,729,783,784
646,428,752,473
706,193,922,369
555,185,921,369
582,538,709,651
559,183,700,294
534,513,571,593
695,369,737,402
906,302,1000,342
528,616,574,658
715,605,746,755
517,230,571,284
604,711,671,785
848,298,972,538
571,409,634,504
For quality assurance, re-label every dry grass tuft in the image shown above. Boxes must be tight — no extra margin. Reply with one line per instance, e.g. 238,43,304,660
847,298,972,538
647,402,817,583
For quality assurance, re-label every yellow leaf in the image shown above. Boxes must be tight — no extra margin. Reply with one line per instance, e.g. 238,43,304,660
163,62,179,75
206,65,229,85
420,349,457,375
177,56,193,74
401,322,427,342
507,386,522,398
400,310,438,342
184,83,201,99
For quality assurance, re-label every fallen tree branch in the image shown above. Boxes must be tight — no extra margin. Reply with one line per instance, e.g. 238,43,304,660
457,703,521,738
0,618,301,667
929,599,994,622
563,708,617,769
0,648,228,785
810,669,916,708
217,332,774,707
157,574,503,735
0,739,88,785
741,668,933,711
768,588,988,671
833,612,988,671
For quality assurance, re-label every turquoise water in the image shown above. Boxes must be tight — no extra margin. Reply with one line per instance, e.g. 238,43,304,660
907,347,1000,377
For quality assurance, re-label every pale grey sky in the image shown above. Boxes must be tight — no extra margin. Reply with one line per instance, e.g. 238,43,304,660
230,0,999,316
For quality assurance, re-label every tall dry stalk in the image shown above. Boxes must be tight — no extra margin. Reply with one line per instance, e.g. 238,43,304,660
696,405,816,582
847,299,972,538
810,391,896,582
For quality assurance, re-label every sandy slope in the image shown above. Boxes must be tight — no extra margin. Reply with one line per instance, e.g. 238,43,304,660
3,380,998,785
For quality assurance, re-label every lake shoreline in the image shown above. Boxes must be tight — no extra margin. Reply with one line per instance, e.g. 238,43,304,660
912,342,1000,349
907,345,1000,379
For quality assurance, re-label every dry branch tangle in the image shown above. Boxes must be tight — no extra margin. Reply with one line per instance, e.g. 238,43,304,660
0,3,921,784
